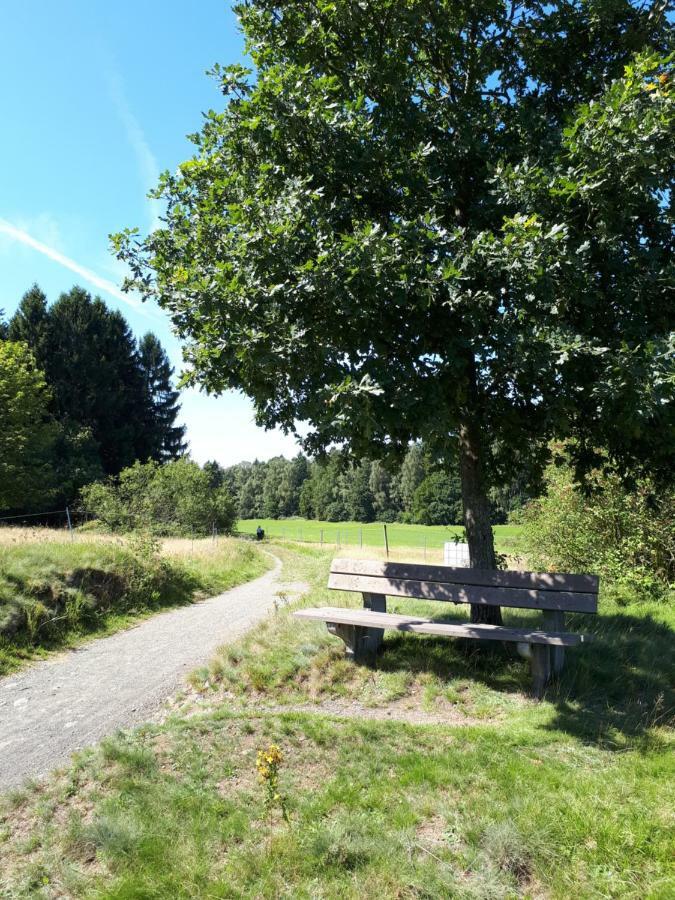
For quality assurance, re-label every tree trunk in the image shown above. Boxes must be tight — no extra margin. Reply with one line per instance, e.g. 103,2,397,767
458,410,503,626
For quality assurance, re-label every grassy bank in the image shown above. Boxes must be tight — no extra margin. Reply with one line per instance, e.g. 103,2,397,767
1,544,672,897
0,537,270,676
237,518,525,559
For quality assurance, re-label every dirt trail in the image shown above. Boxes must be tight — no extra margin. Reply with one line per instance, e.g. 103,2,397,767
0,555,301,791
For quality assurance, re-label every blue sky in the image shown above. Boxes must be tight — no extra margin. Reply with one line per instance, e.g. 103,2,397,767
0,0,300,465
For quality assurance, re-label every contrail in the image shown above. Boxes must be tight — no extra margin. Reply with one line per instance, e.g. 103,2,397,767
0,217,150,315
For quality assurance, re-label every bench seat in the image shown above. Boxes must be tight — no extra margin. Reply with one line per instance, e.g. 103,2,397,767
295,606,592,697
295,607,590,646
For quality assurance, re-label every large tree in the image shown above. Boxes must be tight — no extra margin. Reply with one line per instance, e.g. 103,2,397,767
7,284,50,355
116,2,674,623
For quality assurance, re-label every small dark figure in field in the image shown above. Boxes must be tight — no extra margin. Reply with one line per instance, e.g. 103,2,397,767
256,526,264,541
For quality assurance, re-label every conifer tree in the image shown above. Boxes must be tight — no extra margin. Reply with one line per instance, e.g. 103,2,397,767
7,285,49,355
138,332,187,461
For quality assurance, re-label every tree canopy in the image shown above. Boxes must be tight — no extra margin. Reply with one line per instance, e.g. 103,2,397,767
192,445,526,524
115,2,674,607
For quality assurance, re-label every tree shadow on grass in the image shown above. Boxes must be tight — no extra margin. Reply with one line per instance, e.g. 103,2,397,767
541,610,675,748
371,609,674,749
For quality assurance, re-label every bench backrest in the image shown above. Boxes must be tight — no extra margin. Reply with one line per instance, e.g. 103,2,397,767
328,558,599,614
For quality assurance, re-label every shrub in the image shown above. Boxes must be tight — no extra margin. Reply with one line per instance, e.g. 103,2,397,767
80,459,236,536
517,463,674,599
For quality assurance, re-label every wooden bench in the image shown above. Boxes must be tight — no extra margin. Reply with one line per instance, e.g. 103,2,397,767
294,558,599,697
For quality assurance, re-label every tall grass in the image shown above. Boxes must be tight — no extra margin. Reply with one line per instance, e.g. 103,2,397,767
0,536,269,675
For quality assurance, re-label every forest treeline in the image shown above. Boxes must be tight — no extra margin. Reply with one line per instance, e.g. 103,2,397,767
0,285,185,514
204,447,529,526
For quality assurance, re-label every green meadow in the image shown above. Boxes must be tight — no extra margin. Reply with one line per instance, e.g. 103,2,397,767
2,544,672,898
238,518,525,556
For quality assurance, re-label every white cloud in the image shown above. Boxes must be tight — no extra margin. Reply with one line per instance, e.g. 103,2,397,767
0,217,149,314
107,72,162,233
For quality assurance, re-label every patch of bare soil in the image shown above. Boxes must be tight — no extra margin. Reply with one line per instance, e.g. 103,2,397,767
258,698,484,725
166,681,484,726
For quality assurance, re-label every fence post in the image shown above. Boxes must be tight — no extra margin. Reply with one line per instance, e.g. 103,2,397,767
320,529,323,547
383,523,389,558
424,536,427,561
65,507,73,542
359,527,363,548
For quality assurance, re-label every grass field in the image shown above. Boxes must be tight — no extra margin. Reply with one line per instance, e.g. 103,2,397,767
0,534,270,676
2,543,672,898
237,518,525,559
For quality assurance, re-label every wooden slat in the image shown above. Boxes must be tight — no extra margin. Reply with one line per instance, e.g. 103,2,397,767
330,557,599,595
328,572,597,614
295,607,591,647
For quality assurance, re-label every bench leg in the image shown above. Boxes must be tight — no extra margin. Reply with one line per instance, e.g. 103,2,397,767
531,644,551,699
327,623,384,662
362,592,386,613
542,611,566,676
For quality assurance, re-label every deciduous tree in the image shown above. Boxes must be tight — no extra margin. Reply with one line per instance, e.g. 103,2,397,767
116,4,674,622
0,342,56,510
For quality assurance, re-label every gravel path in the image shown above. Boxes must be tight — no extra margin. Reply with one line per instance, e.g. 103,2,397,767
0,554,297,791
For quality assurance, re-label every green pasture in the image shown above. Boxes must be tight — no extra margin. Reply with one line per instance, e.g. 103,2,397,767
237,518,525,555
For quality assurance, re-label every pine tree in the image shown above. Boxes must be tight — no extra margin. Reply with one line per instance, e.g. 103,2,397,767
10,286,151,475
48,289,149,473
138,333,187,461
203,460,225,489
7,285,49,355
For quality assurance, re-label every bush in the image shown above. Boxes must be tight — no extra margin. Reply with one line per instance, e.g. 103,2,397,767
80,459,236,536
518,463,674,599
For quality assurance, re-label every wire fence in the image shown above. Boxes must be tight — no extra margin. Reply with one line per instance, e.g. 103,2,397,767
237,521,470,563
0,510,229,554
0,508,75,540
0,511,474,565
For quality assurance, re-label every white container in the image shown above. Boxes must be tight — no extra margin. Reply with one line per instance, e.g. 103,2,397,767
444,541,470,568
